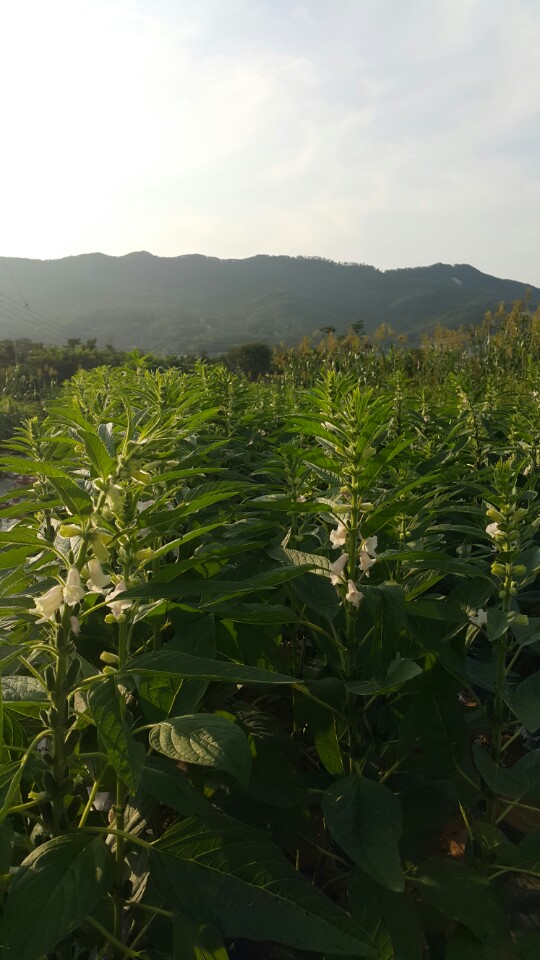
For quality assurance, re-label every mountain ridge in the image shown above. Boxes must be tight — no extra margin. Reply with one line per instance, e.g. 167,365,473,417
0,253,537,353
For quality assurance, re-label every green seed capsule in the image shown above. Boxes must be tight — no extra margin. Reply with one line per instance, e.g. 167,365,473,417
65,730,81,755
65,657,81,688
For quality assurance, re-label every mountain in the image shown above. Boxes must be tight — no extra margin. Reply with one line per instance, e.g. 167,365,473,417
0,253,538,353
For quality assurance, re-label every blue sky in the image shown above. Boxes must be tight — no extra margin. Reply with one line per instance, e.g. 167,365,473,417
1,0,539,284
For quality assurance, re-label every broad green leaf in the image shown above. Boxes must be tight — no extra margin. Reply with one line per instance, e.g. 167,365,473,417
49,475,94,516
507,670,540,732
173,919,231,960
77,428,116,479
486,608,512,643
0,546,45,570
1,676,46,702
445,927,511,959
3,835,114,960
511,616,540,648
346,656,422,696
152,814,375,956
515,829,540,872
141,756,215,817
323,775,405,892
138,673,183,723
202,602,298,623
89,677,145,792
125,650,296,684
149,714,252,786
348,869,424,960
408,859,504,938
473,743,529,799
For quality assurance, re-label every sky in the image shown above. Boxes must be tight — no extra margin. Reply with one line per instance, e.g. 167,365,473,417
1,0,539,284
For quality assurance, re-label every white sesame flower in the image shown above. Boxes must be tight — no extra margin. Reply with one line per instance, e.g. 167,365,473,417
86,558,111,593
329,552,348,585
486,522,501,539
105,581,132,619
330,522,348,548
63,566,85,606
359,534,377,576
33,584,64,622
70,616,81,636
469,609,488,627
345,580,363,608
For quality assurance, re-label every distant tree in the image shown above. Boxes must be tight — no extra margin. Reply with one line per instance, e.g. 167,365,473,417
223,342,273,380
351,319,365,335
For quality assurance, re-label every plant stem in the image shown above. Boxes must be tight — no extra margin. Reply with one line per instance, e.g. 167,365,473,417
113,617,129,956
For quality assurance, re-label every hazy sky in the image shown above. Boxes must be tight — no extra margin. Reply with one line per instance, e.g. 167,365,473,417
1,0,539,283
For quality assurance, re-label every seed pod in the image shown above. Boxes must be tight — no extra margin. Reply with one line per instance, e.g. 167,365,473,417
42,771,57,794
47,706,59,726
56,777,74,798
44,666,56,691
65,657,81,689
64,729,81,756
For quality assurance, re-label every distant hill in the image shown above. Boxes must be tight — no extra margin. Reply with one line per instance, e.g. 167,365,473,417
0,253,538,353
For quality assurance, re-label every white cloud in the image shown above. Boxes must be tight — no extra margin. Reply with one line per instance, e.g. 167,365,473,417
0,0,539,285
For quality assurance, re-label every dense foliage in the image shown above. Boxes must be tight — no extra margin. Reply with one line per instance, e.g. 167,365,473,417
1,317,540,957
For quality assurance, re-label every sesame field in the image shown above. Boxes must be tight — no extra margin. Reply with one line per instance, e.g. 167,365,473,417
2,316,540,960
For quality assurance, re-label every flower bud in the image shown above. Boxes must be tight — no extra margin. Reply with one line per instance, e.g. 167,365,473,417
59,523,82,538
100,651,119,666
136,547,154,562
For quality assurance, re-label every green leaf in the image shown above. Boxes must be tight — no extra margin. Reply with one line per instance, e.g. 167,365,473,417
173,920,231,960
348,869,424,960
486,608,512,643
473,743,529,799
77,428,116,479
49,475,94,516
322,775,405,892
408,859,503,938
1,676,46,702
149,714,252,787
515,828,540,872
507,670,540,732
445,927,510,959
151,814,375,956
203,602,298,623
125,650,296,685
89,677,145,792
346,656,422,696
141,756,215,817
3,835,114,960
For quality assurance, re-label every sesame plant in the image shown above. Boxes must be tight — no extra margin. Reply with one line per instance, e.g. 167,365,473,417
1,357,540,959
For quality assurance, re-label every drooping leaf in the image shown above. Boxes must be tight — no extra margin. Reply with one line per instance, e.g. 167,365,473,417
346,656,422,696
141,755,215,817
348,868,424,960
473,743,529,799
3,835,114,960
151,814,375,956
507,670,540,732
323,775,405,892
408,859,504,938
125,650,296,684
